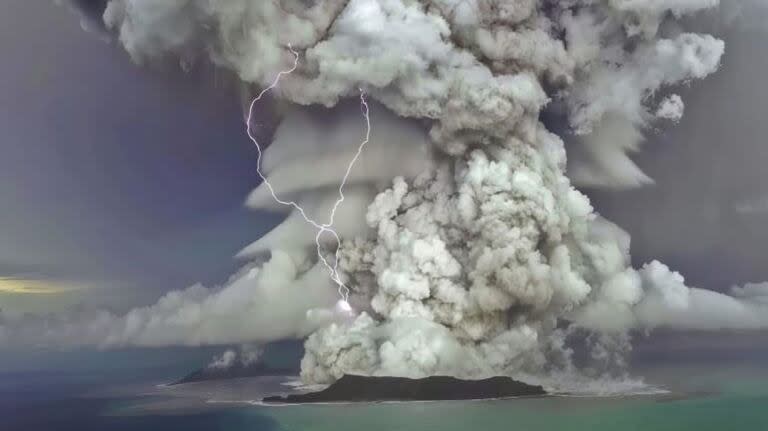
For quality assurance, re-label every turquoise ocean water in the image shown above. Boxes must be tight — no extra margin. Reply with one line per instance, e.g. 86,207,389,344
232,366,768,431
4,361,767,430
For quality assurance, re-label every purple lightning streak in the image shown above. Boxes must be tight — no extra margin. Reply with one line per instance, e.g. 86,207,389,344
245,44,370,311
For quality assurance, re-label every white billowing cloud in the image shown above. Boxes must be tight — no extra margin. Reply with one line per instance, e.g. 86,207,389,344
556,0,724,189
26,0,767,391
563,17,724,188
568,32,724,135
238,343,264,366
0,251,339,348
208,349,238,369
108,251,341,347
207,344,263,369
99,1,723,191
634,261,768,330
572,258,768,333
656,94,685,121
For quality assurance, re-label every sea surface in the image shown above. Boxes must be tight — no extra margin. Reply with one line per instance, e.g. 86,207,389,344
3,359,767,431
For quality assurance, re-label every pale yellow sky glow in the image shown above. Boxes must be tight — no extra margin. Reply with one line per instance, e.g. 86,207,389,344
0,277,87,295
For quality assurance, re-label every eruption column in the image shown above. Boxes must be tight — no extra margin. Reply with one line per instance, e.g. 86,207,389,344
245,45,371,309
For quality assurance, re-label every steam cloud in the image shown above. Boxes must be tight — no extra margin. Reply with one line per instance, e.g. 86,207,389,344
207,344,263,370
6,0,768,390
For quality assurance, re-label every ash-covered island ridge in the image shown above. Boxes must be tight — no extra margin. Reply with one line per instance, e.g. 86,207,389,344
263,375,546,403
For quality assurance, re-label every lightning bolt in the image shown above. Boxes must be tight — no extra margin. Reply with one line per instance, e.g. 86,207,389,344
245,45,369,312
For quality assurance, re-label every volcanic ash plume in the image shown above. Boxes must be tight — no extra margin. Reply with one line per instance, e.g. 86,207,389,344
35,0,768,387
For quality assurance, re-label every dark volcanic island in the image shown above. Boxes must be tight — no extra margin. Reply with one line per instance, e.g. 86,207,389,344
263,375,547,403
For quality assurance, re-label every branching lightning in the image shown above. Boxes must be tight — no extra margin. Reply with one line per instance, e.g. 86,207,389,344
245,45,370,311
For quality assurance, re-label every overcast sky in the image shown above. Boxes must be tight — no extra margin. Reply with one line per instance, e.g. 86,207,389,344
0,1,276,312
591,22,768,292
2,1,768,314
